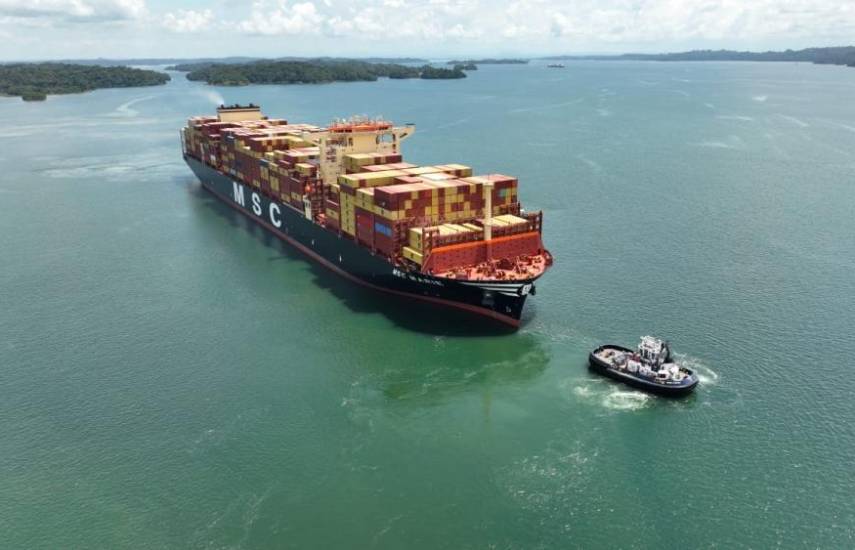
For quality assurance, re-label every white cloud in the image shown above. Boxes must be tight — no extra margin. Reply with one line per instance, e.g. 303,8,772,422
163,9,213,33
550,12,570,38
542,0,855,45
445,23,482,39
502,23,527,39
0,0,145,21
3,0,855,58
229,0,855,46
236,0,489,40
238,1,324,35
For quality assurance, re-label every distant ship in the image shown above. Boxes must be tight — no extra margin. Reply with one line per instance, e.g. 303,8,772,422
546,63,565,68
182,105,552,327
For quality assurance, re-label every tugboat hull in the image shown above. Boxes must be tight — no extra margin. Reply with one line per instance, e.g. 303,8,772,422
589,345,698,397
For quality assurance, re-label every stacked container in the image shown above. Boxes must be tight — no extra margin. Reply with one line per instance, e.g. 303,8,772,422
183,111,543,275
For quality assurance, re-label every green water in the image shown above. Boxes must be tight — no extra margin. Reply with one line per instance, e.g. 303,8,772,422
2,61,854,548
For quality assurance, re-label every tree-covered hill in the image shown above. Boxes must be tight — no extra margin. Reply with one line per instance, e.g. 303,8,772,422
0,63,170,101
165,56,428,72
184,60,465,85
544,46,855,68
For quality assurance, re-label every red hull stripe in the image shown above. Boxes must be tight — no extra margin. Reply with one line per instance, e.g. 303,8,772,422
201,182,522,328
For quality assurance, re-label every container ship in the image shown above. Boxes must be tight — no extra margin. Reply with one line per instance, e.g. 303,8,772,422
181,104,552,327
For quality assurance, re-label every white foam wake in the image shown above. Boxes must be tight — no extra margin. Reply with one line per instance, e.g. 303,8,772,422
601,390,651,411
717,115,754,122
508,98,583,114
113,94,157,117
566,378,652,412
777,114,809,128
674,354,720,386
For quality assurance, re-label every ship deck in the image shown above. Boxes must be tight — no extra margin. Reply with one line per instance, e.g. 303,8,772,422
432,253,551,281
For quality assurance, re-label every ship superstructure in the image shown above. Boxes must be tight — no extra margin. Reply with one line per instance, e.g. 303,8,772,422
182,104,552,327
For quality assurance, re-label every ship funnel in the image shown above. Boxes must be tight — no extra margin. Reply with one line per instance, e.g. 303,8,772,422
217,104,263,122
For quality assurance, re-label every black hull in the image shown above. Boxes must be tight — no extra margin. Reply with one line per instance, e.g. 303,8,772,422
588,345,698,397
185,155,540,328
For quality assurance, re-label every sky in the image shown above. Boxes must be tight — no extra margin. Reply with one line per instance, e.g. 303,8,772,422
1,0,854,61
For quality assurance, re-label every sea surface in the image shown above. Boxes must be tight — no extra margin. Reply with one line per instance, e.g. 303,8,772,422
1,61,854,549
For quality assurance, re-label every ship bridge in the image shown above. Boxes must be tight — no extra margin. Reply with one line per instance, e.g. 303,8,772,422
299,116,415,187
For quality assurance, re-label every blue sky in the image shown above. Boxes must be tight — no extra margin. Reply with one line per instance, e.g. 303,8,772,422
1,0,854,60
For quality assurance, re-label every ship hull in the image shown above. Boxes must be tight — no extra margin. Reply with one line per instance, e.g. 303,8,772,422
588,346,698,397
185,156,539,328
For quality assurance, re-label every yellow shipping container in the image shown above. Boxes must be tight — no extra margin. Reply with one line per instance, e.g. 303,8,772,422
338,174,361,188
370,174,403,187
439,164,473,177
374,207,401,221
481,217,509,227
338,170,408,189
462,176,490,186
410,225,463,251
420,172,455,182
285,135,311,148
403,166,443,176
446,223,472,233
296,162,315,176
287,149,318,161
409,228,423,250
356,188,375,209
340,194,356,235
403,246,424,265
495,214,528,225
344,153,376,169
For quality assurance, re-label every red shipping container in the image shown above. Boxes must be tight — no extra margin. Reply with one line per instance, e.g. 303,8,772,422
374,233,395,256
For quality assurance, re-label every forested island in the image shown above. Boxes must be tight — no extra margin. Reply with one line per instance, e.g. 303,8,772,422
545,46,855,68
0,63,170,101
60,56,259,67
182,60,465,86
165,56,428,72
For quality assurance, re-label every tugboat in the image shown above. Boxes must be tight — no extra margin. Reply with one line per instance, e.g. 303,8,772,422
589,336,698,397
